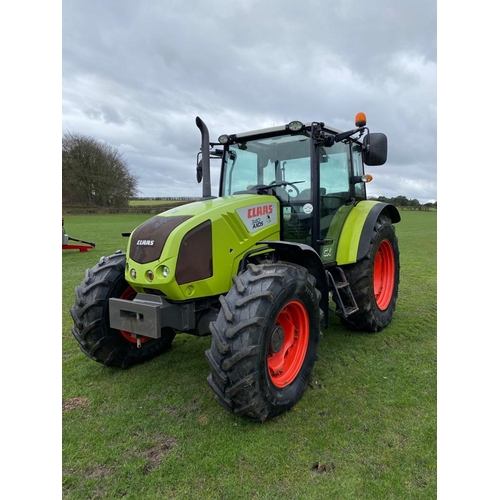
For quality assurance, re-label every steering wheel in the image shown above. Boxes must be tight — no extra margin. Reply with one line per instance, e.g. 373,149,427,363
269,181,301,197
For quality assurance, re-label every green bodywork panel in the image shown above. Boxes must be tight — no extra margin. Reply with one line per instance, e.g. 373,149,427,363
125,195,280,300
125,195,389,300
335,200,381,264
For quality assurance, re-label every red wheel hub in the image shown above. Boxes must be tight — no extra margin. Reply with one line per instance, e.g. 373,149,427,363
118,286,150,344
267,300,309,388
373,239,395,310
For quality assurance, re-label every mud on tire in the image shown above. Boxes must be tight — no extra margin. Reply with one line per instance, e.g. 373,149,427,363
70,251,175,368
339,214,400,332
205,261,322,422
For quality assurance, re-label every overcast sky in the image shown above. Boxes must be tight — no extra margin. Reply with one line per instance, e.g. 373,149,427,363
62,0,437,203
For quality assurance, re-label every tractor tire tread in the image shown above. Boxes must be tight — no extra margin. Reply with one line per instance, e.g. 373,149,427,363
338,214,400,332
205,261,322,422
70,252,175,368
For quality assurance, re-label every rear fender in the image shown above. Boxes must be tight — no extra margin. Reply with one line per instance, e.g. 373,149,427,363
336,201,400,264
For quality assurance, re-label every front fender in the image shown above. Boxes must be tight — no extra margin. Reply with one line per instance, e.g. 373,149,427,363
259,240,329,328
336,201,400,264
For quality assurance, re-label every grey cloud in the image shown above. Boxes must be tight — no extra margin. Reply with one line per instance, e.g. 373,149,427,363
62,0,437,202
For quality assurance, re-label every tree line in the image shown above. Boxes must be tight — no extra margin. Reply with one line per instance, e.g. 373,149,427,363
63,132,138,208
369,195,437,209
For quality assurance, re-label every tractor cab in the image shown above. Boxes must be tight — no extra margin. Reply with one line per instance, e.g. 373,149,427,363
207,114,387,258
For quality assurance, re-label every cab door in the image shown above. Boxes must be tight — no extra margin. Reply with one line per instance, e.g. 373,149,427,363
318,141,356,264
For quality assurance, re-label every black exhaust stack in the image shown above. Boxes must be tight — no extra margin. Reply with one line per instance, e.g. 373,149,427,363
195,116,212,199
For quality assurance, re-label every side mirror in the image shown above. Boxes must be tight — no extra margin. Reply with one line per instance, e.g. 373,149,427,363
363,133,387,166
196,152,203,183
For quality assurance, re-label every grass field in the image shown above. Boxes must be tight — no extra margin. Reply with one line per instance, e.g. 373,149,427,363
62,210,437,499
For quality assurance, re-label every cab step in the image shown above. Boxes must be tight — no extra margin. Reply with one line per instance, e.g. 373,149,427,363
327,267,359,319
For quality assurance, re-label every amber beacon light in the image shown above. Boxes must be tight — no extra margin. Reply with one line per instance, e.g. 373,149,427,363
355,112,367,127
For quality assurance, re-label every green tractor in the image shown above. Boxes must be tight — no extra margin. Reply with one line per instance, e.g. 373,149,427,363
70,113,400,422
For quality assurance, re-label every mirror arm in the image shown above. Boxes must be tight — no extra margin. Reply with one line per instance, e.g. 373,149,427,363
334,126,368,144
322,126,368,147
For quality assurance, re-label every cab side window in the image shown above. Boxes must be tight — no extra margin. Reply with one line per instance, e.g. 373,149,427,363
222,147,258,195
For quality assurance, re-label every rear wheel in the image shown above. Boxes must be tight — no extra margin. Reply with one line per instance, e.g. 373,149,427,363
205,261,322,422
339,215,400,332
70,251,175,368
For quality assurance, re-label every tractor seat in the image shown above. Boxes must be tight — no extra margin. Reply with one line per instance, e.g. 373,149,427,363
295,187,326,200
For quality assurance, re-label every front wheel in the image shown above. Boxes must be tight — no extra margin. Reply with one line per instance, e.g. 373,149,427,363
70,251,175,368
339,214,400,332
205,261,322,422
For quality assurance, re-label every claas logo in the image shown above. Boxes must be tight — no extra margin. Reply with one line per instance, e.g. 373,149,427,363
247,205,273,219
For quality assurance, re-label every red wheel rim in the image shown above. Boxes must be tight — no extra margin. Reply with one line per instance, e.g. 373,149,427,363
373,239,395,310
118,286,150,344
267,300,309,388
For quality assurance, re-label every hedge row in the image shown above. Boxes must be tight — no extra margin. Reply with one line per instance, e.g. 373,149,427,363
62,203,188,215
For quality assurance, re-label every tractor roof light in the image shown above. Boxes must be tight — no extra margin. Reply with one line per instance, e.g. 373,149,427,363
218,134,229,144
287,120,304,132
355,112,367,128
